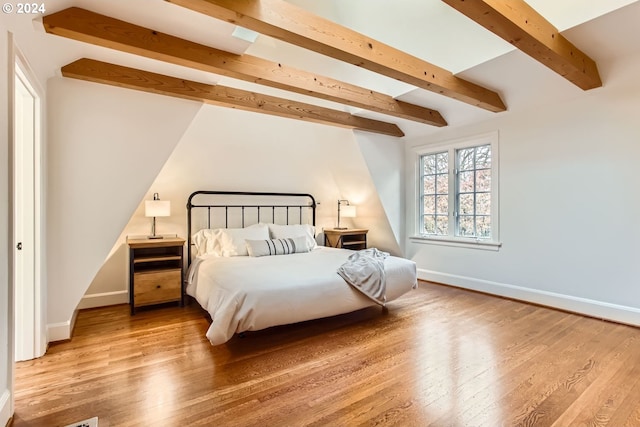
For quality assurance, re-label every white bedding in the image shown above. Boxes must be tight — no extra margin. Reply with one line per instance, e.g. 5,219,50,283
186,246,417,345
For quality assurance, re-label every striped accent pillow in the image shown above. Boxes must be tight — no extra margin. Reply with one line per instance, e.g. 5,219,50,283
245,236,311,257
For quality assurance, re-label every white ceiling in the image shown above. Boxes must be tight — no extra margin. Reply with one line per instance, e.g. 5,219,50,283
3,0,639,139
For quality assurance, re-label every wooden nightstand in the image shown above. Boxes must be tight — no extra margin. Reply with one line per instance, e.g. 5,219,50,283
127,237,185,315
324,228,368,251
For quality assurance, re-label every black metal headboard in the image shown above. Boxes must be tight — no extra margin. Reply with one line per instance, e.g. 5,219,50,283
186,190,317,262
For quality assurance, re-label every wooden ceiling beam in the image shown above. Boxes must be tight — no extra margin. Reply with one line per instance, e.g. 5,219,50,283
442,0,602,90
61,58,405,137
43,7,445,127
163,0,507,112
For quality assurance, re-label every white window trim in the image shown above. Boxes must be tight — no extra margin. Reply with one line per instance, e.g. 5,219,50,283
411,131,501,250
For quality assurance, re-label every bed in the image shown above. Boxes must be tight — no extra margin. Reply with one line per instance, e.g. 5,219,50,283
185,191,417,345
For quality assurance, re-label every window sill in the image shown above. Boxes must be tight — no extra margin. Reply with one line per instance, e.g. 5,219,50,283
409,235,502,251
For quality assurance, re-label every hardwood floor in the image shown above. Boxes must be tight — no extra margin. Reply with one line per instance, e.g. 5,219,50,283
12,282,640,427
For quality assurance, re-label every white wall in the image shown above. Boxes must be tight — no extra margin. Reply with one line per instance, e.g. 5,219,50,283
405,54,640,324
1,27,12,427
46,77,201,338
355,133,405,255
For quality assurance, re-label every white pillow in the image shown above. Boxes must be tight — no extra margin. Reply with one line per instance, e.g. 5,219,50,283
192,223,269,257
192,228,223,257
267,223,317,249
220,223,269,256
245,236,311,257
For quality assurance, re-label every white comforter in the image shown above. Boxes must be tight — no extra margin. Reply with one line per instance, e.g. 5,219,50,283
186,247,417,345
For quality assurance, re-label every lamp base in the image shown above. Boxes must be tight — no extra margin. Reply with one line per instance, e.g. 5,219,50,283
333,227,348,230
147,235,164,240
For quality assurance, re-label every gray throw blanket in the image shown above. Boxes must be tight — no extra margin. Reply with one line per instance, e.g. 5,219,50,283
337,248,389,306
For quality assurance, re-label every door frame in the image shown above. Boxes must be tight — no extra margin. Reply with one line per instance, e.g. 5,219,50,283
8,34,46,365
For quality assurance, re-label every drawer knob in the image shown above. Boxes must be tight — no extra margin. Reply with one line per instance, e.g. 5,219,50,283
156,285,161,289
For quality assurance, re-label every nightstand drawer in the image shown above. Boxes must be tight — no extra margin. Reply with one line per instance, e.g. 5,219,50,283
134,269,181,306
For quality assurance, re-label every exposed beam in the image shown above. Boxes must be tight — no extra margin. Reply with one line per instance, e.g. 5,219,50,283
61,58,405,137
442,0,602,90
43,7,445,127
164,0,507,112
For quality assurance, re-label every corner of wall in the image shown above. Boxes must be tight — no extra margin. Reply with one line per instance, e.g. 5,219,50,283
46,308,79,342
0,389,11,427
1,29,14,427
352,132,405,255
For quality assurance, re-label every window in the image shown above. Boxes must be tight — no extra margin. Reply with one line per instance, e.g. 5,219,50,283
414,132,500,249
420,151,449,235
456,145,492,238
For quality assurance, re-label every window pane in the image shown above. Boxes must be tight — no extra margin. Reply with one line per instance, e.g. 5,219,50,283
459,194,474,215
436,152,448,173
423,195,435,214
423,215,436,234
455,144,492,240
476,145,491,168
423,175,435,195
476,169,491,192
436,215,448,235
423,155,436,175
458,216,475,237
458,148,474,171
477,216,491,238
436,174,448,194
436,195,448,214
476,193,491,215
420,151,450,236
459,171,474,193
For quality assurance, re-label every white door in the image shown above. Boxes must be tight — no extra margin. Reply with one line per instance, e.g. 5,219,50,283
13,59,42,361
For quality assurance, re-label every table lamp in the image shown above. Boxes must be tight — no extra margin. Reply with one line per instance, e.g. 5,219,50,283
145,193,170,239
337,199,356,230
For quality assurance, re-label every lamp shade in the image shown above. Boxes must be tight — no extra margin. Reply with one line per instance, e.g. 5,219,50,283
341,205,356,218
145,200,171,217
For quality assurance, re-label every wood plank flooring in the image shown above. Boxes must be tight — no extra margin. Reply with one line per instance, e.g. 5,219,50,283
12,282,640,426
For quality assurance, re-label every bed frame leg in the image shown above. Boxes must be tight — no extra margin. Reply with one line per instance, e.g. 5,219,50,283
382,305,388,314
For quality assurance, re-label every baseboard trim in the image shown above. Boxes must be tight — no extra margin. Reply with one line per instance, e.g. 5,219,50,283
47,320,71,342
48,291,127,343
77,290,128,310
418,268,640,326
48,308,81,343
1,389,11,427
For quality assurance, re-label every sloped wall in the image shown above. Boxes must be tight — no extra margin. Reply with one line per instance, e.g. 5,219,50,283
355,133,405,255
46,77,201,337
